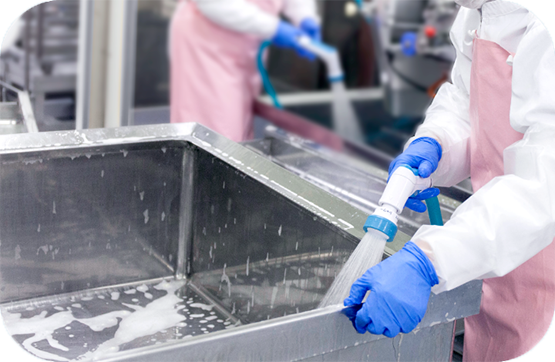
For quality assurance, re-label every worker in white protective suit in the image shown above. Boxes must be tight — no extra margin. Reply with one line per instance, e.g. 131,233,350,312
169,0,319,142
344,1,555,361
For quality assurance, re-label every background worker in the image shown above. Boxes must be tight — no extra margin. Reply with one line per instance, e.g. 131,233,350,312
169,0,319,142
344,1,555,361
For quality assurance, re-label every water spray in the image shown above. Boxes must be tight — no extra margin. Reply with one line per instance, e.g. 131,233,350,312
320,166,441,307
258,36,363,142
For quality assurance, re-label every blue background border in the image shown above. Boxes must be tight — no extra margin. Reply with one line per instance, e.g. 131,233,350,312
0,0,555,362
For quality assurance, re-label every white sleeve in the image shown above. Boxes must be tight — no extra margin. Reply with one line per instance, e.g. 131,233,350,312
414,22,555,293
282,0,319,26
405,8,479,188
194,0,280,39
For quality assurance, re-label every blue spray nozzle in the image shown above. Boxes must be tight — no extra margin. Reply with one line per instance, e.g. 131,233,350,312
328,75,345,83
363,215,398,242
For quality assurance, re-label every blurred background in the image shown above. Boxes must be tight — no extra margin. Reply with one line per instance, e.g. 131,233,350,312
0,0,458,157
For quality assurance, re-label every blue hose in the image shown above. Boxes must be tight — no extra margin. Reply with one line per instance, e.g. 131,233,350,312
425,196,444,226
257,41,282,109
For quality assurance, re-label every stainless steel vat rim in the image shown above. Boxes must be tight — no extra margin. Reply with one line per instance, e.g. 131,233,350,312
0,122,368,242
93,275,482,362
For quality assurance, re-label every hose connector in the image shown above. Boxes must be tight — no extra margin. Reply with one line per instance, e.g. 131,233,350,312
364,214,398,241
363,166,433,242
297,36,344,82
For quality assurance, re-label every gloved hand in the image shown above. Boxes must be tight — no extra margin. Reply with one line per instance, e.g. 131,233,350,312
388,137,442,213
299,18,321,42
272,21,315,60
344,241,438,338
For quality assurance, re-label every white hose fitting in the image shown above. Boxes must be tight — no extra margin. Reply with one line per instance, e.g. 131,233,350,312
379,166,432,214
297,36,344,82
364,166,432,241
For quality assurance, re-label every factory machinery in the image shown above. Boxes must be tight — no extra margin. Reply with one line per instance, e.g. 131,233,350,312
0,80,38,134
0,0,78,125
362,0,458,117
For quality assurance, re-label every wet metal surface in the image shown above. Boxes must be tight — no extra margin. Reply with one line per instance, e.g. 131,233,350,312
243,132,464,256
2,278,240,361
0,124,481,361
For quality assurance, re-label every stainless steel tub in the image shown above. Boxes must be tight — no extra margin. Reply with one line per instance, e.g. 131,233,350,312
243,125,467,257
0,123,480,361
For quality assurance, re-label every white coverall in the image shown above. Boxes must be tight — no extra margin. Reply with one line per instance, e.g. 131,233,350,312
409,1,555,360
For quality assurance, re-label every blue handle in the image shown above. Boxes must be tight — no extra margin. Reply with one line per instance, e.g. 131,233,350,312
399,165,443,226
425,196,444,226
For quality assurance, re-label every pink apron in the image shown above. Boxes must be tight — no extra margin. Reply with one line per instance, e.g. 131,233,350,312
463,37,555,361
169,0,282,142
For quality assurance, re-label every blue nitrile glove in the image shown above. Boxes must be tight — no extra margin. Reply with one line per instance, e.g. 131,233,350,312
388,137,442,213
344,241,439,338
272,21,314,60
300,18,321,42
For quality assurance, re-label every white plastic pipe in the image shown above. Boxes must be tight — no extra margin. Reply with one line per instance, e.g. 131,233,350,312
297,36,344,81
379,166,432,214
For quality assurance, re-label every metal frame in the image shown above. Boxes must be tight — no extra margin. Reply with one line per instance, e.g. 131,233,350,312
76,0,94,129
103,0,139,128
0,80,38,133
121,0,138,127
